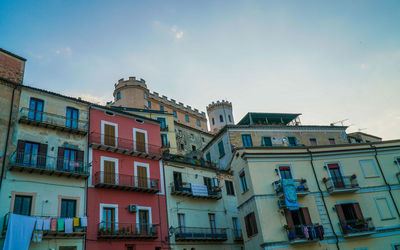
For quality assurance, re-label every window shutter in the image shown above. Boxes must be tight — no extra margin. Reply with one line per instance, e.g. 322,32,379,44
250,212,258,234
57,147,64,169
76,150,84,163
335,204,346,222
16,140,25,164
38,144,47,167
353,203,364,219
284,209,294,229
301,207,312,225
245,215,251,237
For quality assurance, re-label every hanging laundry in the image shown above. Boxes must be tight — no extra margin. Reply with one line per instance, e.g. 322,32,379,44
50,218,57,231
43,218,51,231
80,216,87,227
32,231,43,243
73,218,80,227
35,218,44,231
3,213,36,250
282,179,299,210
64,218,73,233
57,218,65,231
303,225,309,239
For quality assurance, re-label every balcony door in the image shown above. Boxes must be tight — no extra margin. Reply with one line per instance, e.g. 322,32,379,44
135,131,146,153
104,124,116,147
138,210,149,234
28,98,43,121
328,163,345,188
102,207,115,231
285,208,312,235
104,160,116,184
178,213,186,233
137,165,148,188
208,213,216,233
279,166,292,179
173,172,183,191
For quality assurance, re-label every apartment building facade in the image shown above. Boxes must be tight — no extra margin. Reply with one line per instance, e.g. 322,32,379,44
0,85,90,250
86,106,169,250
230,141,400,249
163,154,243,250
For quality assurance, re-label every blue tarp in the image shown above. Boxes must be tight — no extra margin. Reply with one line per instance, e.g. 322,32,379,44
3,213,36,250
282,179,299,210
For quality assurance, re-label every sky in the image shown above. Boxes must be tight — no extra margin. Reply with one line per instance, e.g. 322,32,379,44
1,0,399,139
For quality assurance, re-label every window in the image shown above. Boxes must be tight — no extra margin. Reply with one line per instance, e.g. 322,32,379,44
374,197,395,220
225,180,235,196
309,138,317,146
173,172,183,190
138,209,149,233
116,92,121,100
219,115,224,123
202,137,205,142
239,170,248,193
62,148,77,171
160,105,164,112
232,217,239,235
206,152,211,162
102,207,116,231
144,93,148,99
208,213,216,232
148,100,151,108
288,137,298,146
228,115,232,123
242,134,253,147
173,110,177,117
23,142,39,166
66,107,79,129
192,145,196,151
244,212,258,237
328,163,344,188
61,199,76,218
218,141,225,158
180,143,184,150
178,213,186,232
104,123,116,147
212,118,215,125
161,134,168,147
284,207,312,234
157,117,167,130
13,195,32,216
178,130,182,136
329,138,336,145
359,159,379,178
134,130,147,153
262,137,272,147
197,119,201,126
279,166,292,179
185,115,189,122
28,98,44,121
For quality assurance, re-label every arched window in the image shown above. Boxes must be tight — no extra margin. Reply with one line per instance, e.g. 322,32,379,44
220,115,224,122
212,118,215,125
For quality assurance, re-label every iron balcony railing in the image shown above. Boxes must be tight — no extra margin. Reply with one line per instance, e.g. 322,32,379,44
233,229,243,241
11,151,89,175
324,176,359,193
163,153,218,169
273,179,309,195
286,224,322,242
19,108,88,133
171,182,222,199
175,227,227,241
339,217,375,236
98,222,158,238
89,132,162,156
93,171,159,192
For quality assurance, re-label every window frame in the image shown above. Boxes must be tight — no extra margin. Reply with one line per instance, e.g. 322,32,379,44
241,134,253,147
59,197,79,218
116,92,121,100
10,191,36,216
239,169,248,193
262,136,272,147
28,97,44,121
185,115,189,122
309,138,318,146
218,141,225,158
225,180,235,196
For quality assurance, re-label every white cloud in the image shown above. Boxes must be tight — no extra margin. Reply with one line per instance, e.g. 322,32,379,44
171,26,184,40
55,47,72,56
70,93,110,105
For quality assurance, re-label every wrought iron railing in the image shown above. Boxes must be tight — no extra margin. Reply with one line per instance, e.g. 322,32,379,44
19,108,87,132
98,222,158,237
163,153,217,169
11,151,89,175
273,179,309,195
286,224,322,242
324,176,359,192
89,132,162,156
171,182,221,198
93,171,159,190
175,227,227,239
339,217,375,235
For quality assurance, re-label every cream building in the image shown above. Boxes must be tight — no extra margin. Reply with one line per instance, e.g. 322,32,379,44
229,140,400,249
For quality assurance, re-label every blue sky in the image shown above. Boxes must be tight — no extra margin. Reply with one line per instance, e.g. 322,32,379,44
1,0,399,139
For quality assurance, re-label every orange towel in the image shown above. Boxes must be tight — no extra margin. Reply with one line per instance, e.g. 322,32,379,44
50,218,57,231
73,218,79,227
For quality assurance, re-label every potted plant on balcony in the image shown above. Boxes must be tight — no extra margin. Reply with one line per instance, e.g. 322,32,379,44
322,177,327,183
351,174,357,180
99,227,105,236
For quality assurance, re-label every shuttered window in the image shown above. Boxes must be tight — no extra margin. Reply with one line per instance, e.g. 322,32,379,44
61,199,76,218
66,107,79,129
244,212,258,237
103,160,116,184
242,134,253,147
14,195,32,216
239,170,248,193
225,180,235,196
218,141,225,158
262,137,272,147
104,124,116,147
135,131,146,152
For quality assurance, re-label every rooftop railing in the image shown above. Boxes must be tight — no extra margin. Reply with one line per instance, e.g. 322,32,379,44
89,132,162,158
93,171,159,193
339,217,375,237
323,176,359,194
10,151,89,178
273,179,309,196
171,182,222,200
98,222,158,238
174,227,227,241
19,108,87,134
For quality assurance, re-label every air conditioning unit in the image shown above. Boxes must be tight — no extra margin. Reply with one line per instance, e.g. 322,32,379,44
128,204,137,213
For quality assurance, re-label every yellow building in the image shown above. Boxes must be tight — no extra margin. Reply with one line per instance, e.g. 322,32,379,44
230,140,400,249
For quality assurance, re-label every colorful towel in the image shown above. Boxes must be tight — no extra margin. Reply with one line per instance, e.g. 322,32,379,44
35,218,44,230
43,218,51,231
73,218,80,227
80,216,87,227
50,218,57,231
282,178,299,210
64,218,73,233
57,218,65,231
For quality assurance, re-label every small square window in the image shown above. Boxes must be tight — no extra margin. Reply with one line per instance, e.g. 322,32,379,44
173,110,177,117
309,138,317,146
185,115,189,122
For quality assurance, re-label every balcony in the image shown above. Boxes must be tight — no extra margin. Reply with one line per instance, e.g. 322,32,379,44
89,132,162,160
273,179,309,197
161,141,171,150
286,224,321,244
163,153,217,169
18,108,87,135
323,176,360,194
233,229,243,241
339,218,375,237
93,171,159,193
2,213,86,238
9,151,89,178
171,182,222,200
160,125,169,132
174,227,227,241
98,222,158,239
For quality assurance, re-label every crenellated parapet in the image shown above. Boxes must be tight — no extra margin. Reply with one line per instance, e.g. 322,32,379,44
206,100,232,113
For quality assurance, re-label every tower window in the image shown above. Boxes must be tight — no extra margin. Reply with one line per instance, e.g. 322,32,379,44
173,110,177,117
212,118,215,125
148,100,151,108
220,115,224,122
228,115,232,123
116,92,121,100
197,119,201,126
185,115,189,122
160,105,164,112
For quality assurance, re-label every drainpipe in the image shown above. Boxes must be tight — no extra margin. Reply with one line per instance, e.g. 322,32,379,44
83,105,91,250
0,83,18,191
370,144,400,218
307,148,340,250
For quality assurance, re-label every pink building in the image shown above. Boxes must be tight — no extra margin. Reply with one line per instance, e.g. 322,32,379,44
86,107,169,250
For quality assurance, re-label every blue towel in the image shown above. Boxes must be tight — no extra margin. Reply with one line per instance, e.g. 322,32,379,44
282,179,299,210
3,213,36,250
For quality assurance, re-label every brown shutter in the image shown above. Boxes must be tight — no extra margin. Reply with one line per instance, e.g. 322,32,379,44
104,161,115,184
335,204,346,222
284,209,294,229
57,147,64,169
136,132,146,152
137,166,148,188
76,150,84,170
250,212,258,234
353,203,364,219
38,144,47,167
245,215,251,237
104,124,115,146
16,140,25,164
301,207,312,225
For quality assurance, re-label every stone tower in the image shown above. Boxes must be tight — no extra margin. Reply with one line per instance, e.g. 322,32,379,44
206,100,234,133
113,77,150,109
